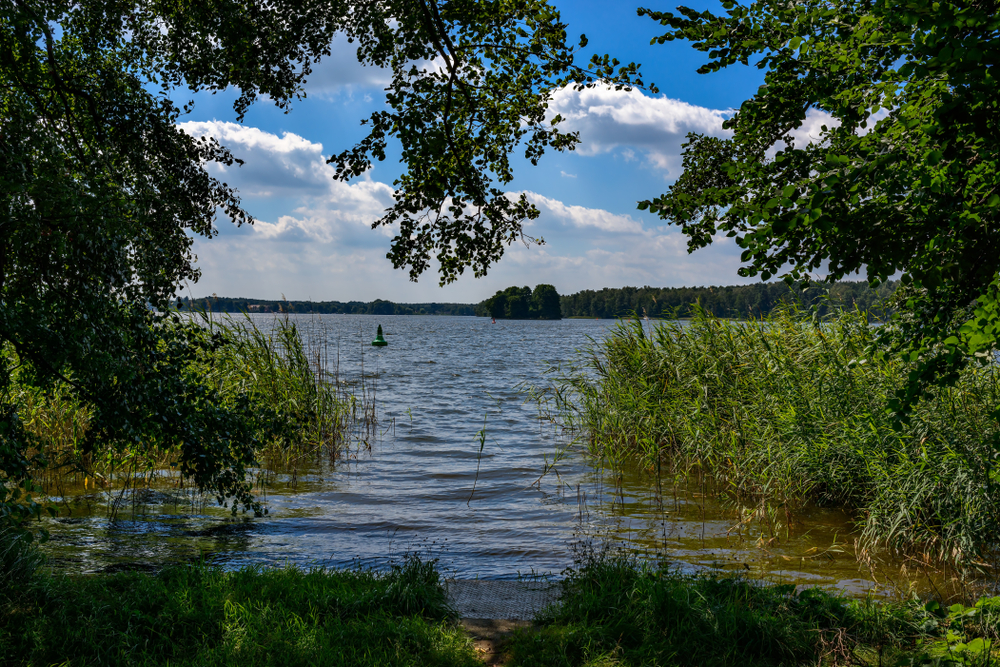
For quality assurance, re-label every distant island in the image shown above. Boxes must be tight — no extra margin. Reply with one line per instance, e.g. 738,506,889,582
475,285,562,320
184,280,897,320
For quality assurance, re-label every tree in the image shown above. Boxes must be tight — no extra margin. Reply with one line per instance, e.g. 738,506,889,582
637,0,1000,408
531,284,562,319
0,0,644,524
478,284,561,319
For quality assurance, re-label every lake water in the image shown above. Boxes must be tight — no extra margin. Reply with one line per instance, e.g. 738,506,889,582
41,314,926,594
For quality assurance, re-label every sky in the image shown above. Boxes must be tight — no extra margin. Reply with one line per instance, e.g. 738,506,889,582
178,0,783,303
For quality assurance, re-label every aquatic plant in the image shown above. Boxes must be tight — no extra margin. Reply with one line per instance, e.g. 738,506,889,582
545,308,1000,570
14,312,377,520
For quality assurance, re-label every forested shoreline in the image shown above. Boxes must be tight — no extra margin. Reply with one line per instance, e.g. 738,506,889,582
558,280,899,320
189,280,899,321
179,296,476,316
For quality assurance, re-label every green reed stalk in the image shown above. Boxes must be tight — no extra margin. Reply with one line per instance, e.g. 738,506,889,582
14,312,372,518
547,308,1000,570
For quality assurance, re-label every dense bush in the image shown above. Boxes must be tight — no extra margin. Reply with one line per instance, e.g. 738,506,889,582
476,284,562,320
14,314,366,522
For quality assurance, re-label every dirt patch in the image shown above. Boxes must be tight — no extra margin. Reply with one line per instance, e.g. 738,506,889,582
459,618,531,666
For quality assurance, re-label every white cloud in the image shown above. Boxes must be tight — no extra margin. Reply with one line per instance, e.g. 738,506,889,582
180,121,332,196
548,88,891,175
177,121,756,301
784,108,836,148
524,192,645,235
179,120,394,247
547,86,732,176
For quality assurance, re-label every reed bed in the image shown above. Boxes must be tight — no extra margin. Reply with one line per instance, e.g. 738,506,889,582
14,312,379,519
545,308,1000,571
199,313,381,475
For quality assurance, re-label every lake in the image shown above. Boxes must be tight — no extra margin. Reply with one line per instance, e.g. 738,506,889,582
41,314,923,594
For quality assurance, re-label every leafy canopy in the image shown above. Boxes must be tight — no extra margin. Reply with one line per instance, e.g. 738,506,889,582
637,0,1000,406
0,0,641,522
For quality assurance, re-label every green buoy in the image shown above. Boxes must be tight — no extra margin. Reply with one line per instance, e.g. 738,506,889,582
371,324,388,347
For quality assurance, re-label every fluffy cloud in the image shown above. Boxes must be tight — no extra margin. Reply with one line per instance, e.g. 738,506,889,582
547,86,732,176
524,192,645,235
179,121,394,246
177,121,755,301
548,87,886,174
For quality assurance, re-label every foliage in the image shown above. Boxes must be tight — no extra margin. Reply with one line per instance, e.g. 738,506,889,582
5,311,290,518
559,280,897,319
17,314,362,519
636,0,1000,405
0,0,315,530
476,284,563,319
507,550,1000,667
328,3,648,284
0,555,478,667
0,0,639,531
199,314,355,463
0,528,43,600
544,309,1000,568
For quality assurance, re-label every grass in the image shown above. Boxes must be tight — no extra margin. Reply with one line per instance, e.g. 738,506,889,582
14,312,375,520
3,530,1000,667
198,312,381,474
542,307,1000,571
0,553,479,667
506,549,1000,667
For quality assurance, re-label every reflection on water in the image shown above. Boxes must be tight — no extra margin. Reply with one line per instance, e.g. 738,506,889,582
39,315,937,593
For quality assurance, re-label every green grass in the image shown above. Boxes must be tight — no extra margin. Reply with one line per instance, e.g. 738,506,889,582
544,308,1000,569
16,311,372,519
507,550,1000,666
4,531,1000,667
0,555,479,667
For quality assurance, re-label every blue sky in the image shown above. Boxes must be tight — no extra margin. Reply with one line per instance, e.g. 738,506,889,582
178,1,823,303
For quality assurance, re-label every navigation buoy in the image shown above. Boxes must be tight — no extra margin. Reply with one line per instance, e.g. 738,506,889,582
372,324,388,347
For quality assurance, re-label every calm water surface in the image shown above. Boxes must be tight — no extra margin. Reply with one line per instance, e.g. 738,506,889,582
41,314,918,594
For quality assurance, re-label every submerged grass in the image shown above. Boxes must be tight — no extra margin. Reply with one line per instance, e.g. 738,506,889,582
508,550,1000,666
544,308,1000,570
0,554,478,667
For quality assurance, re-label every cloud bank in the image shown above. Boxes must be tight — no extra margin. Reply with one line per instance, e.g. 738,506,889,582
547,86,732,176
177,114,756,302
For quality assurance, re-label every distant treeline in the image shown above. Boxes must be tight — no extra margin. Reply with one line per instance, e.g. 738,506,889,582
179,297,475,316
558,281,899,319
181,281,897,320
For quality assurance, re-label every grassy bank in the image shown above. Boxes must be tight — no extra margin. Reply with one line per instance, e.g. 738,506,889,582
545,309,1000,570
0,550,478,667
5,533,999,667
508,551,1000,666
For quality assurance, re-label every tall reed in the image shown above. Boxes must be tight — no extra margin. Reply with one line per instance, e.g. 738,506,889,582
15,312,376,518
546,308,1000,570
